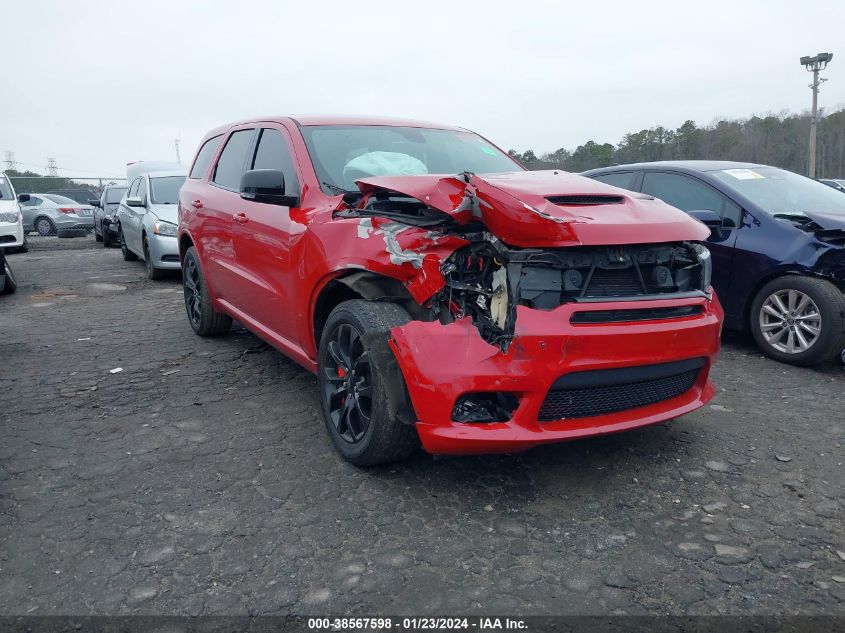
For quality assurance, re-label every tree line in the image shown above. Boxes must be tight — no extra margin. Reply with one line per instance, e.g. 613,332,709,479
508,108,845,177
3,169,99,195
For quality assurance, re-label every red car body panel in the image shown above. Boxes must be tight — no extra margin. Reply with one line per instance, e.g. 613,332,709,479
180,116,723,455
358,171,711,248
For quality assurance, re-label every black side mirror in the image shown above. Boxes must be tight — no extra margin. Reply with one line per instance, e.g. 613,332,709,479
688,209,724,239
17,193,30,203
240,169,298,206
90,199,101,208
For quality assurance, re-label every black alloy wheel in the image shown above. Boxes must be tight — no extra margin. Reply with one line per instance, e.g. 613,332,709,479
183,255,203,330
322,323,374,444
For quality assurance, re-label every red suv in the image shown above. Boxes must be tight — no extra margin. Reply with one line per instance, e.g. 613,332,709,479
179,116,723,465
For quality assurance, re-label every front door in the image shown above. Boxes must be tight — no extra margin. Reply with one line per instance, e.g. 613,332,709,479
640,171,740,308
230,125,303,340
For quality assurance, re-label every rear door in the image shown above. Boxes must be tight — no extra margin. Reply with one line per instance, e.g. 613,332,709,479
201,126,256,302
125,177,147,255
118,178,140,245
230,125,302,337
639,171,741,308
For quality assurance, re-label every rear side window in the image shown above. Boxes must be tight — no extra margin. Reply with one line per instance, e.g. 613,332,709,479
251,128,300,195
213,129,255,190
190,135,223,180
642,172,723,213
591,172,636,190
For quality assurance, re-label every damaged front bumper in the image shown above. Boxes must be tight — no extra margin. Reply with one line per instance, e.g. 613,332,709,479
389,293,722,455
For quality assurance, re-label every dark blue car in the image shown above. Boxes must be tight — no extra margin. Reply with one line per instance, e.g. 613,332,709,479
582,161,845,366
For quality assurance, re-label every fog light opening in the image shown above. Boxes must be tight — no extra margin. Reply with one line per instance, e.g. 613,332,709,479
451,392,519,423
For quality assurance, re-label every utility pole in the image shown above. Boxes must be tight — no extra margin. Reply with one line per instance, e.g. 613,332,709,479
46,157,58,177
4,151,17,171
800,52,833,178
174,138,182,164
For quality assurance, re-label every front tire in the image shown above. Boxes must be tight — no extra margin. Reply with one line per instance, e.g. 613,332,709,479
750,275,845,366
318,300,419,466
182,246,231,336
1,254,17,295
120,226,138,261
143,236,166,280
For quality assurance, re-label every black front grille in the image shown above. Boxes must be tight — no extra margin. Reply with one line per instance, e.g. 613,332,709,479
0,235,15,244
161,254,180,262
571,305,703,324
538,358,704,421
583,268,642,297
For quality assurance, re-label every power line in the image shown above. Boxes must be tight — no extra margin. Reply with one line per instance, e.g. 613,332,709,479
4,151,17,171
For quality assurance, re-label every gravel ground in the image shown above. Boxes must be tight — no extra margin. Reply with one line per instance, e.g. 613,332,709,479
0,235,843,616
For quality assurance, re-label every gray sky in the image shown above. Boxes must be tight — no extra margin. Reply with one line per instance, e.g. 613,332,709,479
3,0,844,178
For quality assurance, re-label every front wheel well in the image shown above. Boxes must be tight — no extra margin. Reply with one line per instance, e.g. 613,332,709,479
312,271,421,349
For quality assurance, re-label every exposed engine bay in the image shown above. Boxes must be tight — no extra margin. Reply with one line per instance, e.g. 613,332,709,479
340,182,713,352
431,238,711,351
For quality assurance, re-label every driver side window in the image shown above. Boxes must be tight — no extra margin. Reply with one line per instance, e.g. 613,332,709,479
642,172,741,228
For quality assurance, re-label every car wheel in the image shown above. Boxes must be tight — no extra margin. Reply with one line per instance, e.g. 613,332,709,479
1,254,17,295
143,236,166,280
183,246,231,336
120,227,138,261
750,275,845,366
318,300,420,466
34,217,55,236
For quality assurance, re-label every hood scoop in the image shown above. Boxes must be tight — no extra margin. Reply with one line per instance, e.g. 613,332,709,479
546,194,625,206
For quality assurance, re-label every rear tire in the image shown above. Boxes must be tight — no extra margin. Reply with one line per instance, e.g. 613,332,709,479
182,246,231,336
34,217,55,236
318,300,420,466
120,226,138,261
750,275,845,366
143,236,166,280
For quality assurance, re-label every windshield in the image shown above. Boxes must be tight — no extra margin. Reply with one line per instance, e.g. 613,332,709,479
0,175,13,200
150,176,186,204
300,125,521,193
711,167,845,217
105,187,128,203
43,194,79,205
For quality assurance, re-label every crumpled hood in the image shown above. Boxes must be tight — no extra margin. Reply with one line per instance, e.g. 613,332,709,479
803,210,845,232
356,170,709,247
149,204,178,225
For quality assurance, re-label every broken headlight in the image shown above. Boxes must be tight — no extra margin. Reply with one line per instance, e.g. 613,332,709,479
690,243,712,290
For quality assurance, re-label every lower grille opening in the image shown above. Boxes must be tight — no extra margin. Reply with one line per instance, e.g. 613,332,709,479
0,235,16,244
452,392,519,423
160,254,180,262
538,358,705,421
571,305,703,324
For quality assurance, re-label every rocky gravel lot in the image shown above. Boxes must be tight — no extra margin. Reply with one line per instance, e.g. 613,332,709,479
0,235,843,616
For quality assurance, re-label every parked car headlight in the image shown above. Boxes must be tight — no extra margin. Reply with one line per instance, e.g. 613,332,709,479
152,221,177,237
691,243,712,290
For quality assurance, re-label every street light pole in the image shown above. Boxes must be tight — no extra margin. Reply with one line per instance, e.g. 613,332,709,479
800,53,833,179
